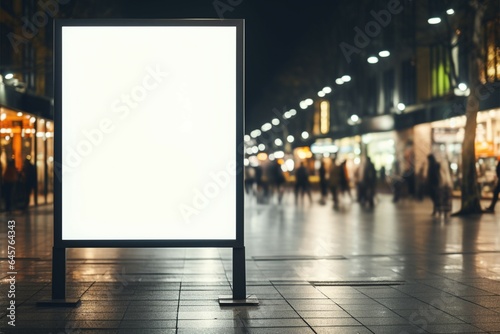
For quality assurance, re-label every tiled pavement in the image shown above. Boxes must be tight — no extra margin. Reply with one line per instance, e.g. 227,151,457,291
1,193,500,333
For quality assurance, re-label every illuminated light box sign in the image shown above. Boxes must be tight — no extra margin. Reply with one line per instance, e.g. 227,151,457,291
54,20,244,247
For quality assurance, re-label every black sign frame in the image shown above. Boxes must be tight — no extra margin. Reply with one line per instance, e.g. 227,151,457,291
53,19,245,249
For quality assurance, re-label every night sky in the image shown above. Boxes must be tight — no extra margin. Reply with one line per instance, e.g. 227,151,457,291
116,0,340,131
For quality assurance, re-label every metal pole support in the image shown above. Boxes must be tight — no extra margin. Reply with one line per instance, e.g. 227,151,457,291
232,246,246,300
218,247,258,306
37,247,80,307
52,247,66,300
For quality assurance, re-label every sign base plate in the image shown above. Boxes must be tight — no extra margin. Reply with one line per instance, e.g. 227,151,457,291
218,294,259,306
37,299,81,307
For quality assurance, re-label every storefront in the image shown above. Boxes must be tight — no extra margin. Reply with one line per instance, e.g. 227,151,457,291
362,131,397,174
430,108,500,194
0,106,54,209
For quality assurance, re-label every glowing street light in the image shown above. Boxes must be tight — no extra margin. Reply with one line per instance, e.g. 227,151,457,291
300,101,308,109
250,129,261,138
318,91,326,97
287,135,295,143
4,73,14,80
323,86,332,94
367,56,379,64
378,50,390,57
261,122,272,132
274,138,283,146
350,114,359,123
271,118,280,126
301,131,309,140
335,78,344,85
446,8,454,15
428,17,441,24
397,103,406,111
341,75,351,82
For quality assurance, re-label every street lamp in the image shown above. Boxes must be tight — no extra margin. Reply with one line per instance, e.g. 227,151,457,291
250,129,261,138
341,75,351,82
428,17,441,24
301,131,309,140
378,50,390,58
261,123,272,132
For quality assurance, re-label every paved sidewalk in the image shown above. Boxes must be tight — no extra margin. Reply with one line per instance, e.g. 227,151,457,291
1,193,500,333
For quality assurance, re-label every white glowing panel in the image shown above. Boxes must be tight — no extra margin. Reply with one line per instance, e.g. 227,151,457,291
61,26,237,240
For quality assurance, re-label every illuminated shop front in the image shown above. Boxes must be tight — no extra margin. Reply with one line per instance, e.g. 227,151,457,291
0,106,54,209
362,131,396,174
430,108,500,194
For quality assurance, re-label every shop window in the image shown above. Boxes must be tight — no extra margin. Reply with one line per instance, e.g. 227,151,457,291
482,18,500,83
430,45,452,97
0,108,42,209
36,120,46,205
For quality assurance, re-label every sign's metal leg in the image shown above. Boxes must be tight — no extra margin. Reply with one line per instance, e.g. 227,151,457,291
219,247,259,306
37,247,80,307
52,246,66,300
232,246,246,299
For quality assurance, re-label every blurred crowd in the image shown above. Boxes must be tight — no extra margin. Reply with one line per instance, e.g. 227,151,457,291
0,157,37,213
244,155,500,216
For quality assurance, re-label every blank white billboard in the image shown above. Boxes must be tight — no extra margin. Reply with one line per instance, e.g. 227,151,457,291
60,25,237,240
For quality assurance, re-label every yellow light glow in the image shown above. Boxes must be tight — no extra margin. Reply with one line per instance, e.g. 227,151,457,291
257,152,268,161
320,100,330,134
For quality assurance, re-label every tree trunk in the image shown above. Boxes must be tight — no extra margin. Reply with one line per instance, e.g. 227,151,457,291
454,0,486,215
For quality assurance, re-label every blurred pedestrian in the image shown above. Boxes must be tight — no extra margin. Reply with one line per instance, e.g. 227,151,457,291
2,160,18,213
354,158,366,203
270,160,286,204
485,157,500,213
329,159,343,209
402,167,415,198
339,160,352,201
427,154,440,216
254,164,265,203
436,157,453,218
22,156,37,209
294,162,312,204
391,172,405,203
380,166,386,182
319,161,328,205
363,157,377,208
244,166,255,195
415,165,426,201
